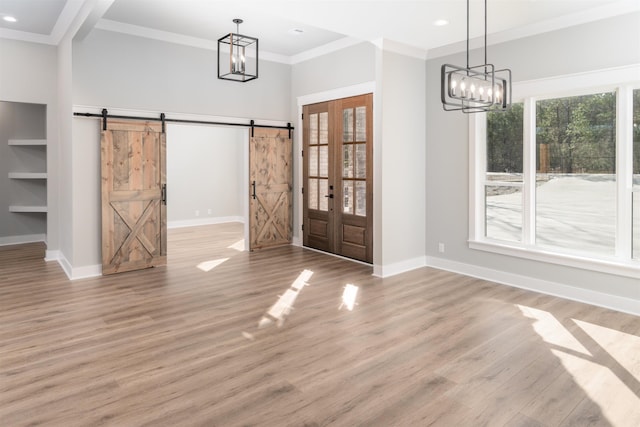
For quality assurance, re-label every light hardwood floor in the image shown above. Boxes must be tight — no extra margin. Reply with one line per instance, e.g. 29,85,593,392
1,223,639,426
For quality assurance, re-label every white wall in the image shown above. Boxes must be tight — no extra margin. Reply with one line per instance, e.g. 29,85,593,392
166,124,245,226
0,38,59,254
425,13,640,308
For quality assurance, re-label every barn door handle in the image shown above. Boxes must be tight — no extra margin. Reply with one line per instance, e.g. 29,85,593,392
324,194,334,198
161,184,167,205
252,181,256,199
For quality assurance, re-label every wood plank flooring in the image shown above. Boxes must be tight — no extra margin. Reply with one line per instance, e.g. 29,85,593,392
1,223,639,426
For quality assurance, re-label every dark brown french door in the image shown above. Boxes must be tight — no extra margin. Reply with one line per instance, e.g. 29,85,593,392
303,94,373,263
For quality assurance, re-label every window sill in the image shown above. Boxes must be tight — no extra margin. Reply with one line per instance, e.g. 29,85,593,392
468,239,640,279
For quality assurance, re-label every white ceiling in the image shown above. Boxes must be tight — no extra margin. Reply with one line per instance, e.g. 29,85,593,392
0,0,638,60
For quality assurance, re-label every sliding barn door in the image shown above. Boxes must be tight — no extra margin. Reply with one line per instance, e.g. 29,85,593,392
303,94,373,263
101,120,167,275
249,127,293,250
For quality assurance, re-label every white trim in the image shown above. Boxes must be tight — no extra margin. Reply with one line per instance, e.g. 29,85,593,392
469,240,639,279
296,82,376,108
44,249,60,262
290,37,364,64
57,251,73,279
426,1,640,60
426,255,640,317
0,233,46,246
95,19,345,65
616,85,634,258
292,236,302,247
70,264,102,280
513,65,640,101
370,38,427,60
372,256,426,278
168,216,244,229
50,0,88,44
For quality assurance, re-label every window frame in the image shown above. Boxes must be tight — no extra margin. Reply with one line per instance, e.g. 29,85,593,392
469,65,640,278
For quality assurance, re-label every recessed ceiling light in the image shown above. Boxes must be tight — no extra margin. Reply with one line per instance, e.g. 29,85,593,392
288,28,304,36
433,19,449,27
3,15,17,23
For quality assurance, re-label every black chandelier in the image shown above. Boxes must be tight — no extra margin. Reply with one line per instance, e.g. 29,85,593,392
218,18,258,82
441,0,511,113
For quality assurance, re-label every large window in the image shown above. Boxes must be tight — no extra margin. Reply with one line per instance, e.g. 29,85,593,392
472,67,640,276
535,92,616,256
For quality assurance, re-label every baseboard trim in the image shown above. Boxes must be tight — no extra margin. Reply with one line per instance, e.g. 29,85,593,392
0,233,46,246
426,256,640,317
168,216,244,229
373,256,427,278
57,252,73,280
45,249,61,262
55,251,102,281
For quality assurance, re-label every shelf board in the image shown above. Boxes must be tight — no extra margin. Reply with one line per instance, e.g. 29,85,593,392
8,172,47,179
8,139,47,146
9,205,47,213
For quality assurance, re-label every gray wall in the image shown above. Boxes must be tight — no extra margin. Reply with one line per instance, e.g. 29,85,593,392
425,13,640,301
73,29,291,120
166,124,245,224
0,38,59,253
290,42,377,243
69,29,292,270
0,101,47,240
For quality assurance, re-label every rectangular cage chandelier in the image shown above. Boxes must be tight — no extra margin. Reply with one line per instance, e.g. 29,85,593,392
218,18,258,82
441,0,511,113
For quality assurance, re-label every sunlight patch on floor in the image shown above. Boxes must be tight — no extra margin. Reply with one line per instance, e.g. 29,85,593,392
574,319,640,383
196,258,229,272
258,269,313,328
517,305,590,355
339,284,358,311
518,304,640,425
227,239,245,251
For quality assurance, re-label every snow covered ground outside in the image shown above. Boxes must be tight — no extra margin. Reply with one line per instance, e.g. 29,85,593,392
485,175,640,258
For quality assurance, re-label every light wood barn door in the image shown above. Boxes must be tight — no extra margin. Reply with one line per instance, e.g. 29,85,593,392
101,120,166,275
249,127,293,250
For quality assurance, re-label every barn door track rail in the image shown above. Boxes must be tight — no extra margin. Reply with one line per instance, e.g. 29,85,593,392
75,109,294,138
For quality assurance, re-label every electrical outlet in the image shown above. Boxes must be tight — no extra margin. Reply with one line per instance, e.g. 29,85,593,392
438,243,445,253
195,210,200,217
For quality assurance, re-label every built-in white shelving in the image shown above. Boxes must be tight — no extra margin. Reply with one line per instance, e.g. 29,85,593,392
9,205,48,213
7,137,47,216
8,172,47,179
8,139,47,146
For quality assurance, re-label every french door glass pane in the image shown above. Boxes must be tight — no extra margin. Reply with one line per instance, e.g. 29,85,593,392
319,179,329,211
343,181,353,214
536,92,616,256
319,112,329,145
485,185,522,242
319,145,329,177
356,107,366,141
355,143,366,178
308,178,318,210
343,144,353,178
343,108,353,142
355,181,366,216
309,146,318,176
310,113,318,144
